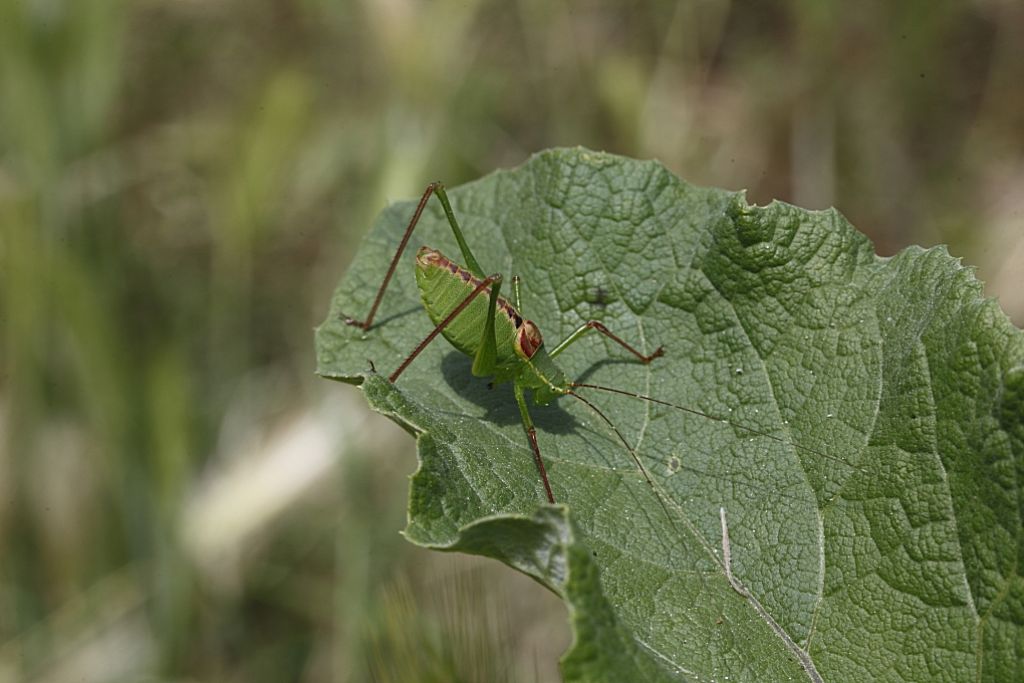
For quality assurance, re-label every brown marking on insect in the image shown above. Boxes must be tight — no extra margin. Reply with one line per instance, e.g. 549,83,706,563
416,247,446,267
515,320,543,358
497,301,524,328
419,248,479,285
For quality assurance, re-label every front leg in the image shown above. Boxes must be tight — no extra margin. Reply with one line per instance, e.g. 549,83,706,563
548,320,664,364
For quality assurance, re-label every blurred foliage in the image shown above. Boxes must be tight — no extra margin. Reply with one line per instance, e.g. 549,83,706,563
0,0,1020,681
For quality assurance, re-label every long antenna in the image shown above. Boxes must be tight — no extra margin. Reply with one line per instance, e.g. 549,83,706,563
571,382,866,473
567,390,683,535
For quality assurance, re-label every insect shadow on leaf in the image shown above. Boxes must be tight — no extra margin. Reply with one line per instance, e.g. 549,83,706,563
438,350,575,434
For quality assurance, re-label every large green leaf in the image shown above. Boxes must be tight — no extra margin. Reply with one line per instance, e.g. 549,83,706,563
316,148,1024,682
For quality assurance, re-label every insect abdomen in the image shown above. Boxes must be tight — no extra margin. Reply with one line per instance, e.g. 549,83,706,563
415,247,525,365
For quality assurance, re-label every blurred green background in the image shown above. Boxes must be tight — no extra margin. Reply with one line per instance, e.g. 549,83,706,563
1,0,1021,681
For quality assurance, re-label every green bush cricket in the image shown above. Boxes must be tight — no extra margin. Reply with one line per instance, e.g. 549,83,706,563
342,182,861,509
343,182,668,504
